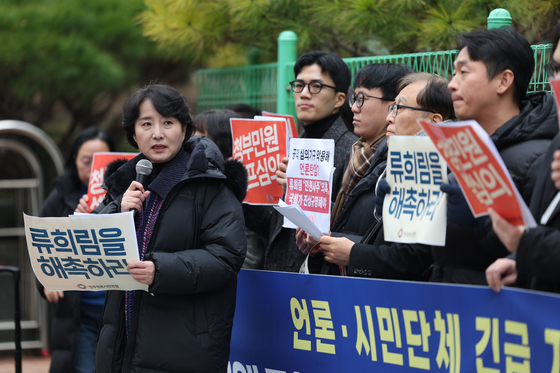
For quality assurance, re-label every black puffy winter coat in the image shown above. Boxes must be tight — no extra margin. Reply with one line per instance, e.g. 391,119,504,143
517,135,560,293
94,137,247,373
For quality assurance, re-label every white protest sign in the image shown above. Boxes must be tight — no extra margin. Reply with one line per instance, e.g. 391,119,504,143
284,138,335,233
24,212,148,292
383,136,448,246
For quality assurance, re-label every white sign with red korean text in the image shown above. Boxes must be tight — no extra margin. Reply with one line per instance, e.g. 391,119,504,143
24,212,148,292
284,138,334,233
383,136,448,245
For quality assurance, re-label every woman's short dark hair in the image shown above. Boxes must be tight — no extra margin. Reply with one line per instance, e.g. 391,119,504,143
122,84,194,149
193,109,237,158
66,126,115,185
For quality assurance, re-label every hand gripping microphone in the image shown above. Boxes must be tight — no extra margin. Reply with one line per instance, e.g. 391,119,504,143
132,159,153,215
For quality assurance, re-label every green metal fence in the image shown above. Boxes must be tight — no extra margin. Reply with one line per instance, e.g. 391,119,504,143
195,44,554,116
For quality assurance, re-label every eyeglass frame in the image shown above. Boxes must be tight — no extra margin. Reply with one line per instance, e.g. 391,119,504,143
388,103,436,117
349,92,393,108
289,80,339,94
546,59,560,79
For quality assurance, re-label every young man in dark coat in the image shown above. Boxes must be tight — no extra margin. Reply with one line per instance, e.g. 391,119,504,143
244,51,358,272
433,28,558,285
486,22,560,294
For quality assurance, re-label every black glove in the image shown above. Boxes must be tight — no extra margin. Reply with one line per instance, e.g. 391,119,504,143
375,178,391,217
440,182,476,227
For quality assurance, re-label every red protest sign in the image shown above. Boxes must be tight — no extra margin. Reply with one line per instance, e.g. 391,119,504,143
87,152,137,212
419,120,527,226
549,79,560,132
231,118,289,205
262,111,298,139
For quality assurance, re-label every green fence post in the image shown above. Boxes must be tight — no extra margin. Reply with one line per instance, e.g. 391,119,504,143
277,31,298,114
487,9,512,29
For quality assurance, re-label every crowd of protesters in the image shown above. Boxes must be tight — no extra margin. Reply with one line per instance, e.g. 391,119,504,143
36,23,560,373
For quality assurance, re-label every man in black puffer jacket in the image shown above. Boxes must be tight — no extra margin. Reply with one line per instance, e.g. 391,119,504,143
432,28,558,284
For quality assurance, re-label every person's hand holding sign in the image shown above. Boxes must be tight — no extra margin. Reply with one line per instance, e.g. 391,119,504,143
276,157,289,195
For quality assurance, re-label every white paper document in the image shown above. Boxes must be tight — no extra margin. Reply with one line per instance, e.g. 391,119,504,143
273,200,324,240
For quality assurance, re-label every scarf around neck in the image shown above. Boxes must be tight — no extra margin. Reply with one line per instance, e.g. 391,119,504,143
330,134,385,229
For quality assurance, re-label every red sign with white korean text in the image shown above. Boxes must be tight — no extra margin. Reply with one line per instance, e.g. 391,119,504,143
262,111,299,140
549,79,560,132
231,118,288,205
419,120,528,226
87,153,137,212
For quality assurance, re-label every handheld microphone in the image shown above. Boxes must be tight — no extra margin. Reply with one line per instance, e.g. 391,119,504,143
135,159,153,188
132,159,153,215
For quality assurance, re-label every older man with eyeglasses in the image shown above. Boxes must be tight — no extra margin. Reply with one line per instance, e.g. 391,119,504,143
297,72,457,280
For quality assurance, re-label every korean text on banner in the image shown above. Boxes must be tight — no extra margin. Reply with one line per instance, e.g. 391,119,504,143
262,111,299,140
284,138,335,233
24,212,148,292
419,119,535,227
231,118,289,205
229,269,560,372
383,136,447,245
87,152,137,212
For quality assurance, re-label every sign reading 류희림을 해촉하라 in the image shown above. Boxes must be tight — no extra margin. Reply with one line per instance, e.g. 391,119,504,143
419,119,536,228
24,212,148,292
383,136,448,246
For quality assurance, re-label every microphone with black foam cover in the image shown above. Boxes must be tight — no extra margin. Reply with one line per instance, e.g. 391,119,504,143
132,159,153,214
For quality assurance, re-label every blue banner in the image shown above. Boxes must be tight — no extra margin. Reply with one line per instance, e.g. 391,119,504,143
229,269,560,372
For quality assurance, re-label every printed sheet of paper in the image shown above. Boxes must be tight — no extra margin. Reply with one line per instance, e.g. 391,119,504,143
261,112,299,140
419,119,536,227
24,212,148,292
283,138,335,233
383,136,448,245
87,152,137,212
273,200,323,240
231,117,289,205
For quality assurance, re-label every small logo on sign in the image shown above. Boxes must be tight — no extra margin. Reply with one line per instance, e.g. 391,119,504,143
398,229,404,238
77,284,87,289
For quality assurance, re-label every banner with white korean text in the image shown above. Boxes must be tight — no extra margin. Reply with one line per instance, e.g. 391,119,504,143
87,152,137,212
383,136,447,245
284,138,335,233
24,212,148,292
231,118,289,205
419,120,536,227
229,269,560,372
261,111,299,140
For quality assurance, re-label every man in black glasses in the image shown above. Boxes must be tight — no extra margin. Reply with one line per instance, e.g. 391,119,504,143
431,28,558,285
244,51,358,272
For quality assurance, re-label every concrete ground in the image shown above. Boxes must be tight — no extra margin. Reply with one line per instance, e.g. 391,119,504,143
0,350,50,373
